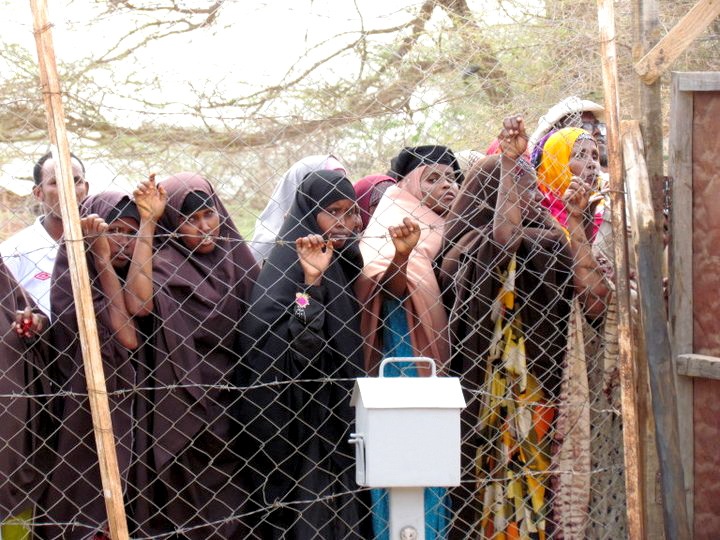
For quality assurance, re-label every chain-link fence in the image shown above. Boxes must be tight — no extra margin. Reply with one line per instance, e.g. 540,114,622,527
1,0,717,538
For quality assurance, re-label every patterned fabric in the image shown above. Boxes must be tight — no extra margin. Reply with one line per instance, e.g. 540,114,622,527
475,256,555,539
1,508,33,540
553,299,591,539
586,203,627,539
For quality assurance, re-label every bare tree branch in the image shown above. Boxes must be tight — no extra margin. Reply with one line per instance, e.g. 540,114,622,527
1,0,511,154
0,56,452,151
437,0,511,102
80,0,224,71
107,0,223,18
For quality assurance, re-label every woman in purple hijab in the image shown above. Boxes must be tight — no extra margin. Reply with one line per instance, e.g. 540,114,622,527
353,174,396,231
125,173,259,538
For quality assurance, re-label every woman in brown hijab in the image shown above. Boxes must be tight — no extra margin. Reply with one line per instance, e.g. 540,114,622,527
440,117,609,538
40,191,141,539
0,260,51,529
125,173,259,539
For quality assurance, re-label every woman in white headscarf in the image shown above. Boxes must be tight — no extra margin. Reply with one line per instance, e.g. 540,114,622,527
250,154,345,263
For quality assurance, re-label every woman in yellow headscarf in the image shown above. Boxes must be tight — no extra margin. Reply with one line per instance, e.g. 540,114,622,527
537,127,627,538
536,127,605,240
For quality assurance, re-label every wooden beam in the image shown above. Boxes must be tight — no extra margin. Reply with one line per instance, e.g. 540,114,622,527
638,0,665,226
669,71,696,529
634,0,720,84
676,71,720,91
633,3,666,535
677,354,720,379
596,2,646,538
29,2,130,539
623,120,691,540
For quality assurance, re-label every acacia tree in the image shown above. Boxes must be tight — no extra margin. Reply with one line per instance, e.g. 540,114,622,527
1,0,717,197
2,2,508,151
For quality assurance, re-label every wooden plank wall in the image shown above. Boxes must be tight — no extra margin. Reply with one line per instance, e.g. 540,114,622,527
691,90,720,538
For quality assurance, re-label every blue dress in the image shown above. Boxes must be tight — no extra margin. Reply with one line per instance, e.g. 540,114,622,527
370,297,450,540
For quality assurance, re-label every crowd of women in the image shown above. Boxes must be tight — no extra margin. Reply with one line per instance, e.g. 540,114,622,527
0,112,626,539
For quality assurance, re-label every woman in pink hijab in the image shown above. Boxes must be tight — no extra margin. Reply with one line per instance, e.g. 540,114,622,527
356,145,461,539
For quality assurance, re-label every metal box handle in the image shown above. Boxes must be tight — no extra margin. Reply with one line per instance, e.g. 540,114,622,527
348,432,366,485
378,356,437,378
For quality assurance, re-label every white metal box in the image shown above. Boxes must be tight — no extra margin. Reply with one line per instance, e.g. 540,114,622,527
349,357,466,488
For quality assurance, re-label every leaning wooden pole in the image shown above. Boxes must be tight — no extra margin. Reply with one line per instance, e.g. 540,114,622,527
595,1,646,538
623,122,691,540
29,2,130,539
638,0,665,224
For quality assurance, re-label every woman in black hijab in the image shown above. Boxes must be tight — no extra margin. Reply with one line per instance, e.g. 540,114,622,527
237,169,372,539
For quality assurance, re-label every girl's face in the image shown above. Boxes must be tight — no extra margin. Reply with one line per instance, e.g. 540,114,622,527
106,217,139,269
569,138,600,188
419,164,459,216
315,198,361,248
177,206,221,254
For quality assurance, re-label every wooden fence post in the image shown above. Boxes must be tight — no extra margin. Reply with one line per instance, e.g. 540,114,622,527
29,1,130,539
623,121,691,540
596,1,646,538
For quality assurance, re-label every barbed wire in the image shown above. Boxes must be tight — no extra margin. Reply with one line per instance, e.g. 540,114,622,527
0,384,621,415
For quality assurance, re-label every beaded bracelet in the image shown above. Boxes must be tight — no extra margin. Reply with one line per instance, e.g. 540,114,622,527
511,157,534,182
